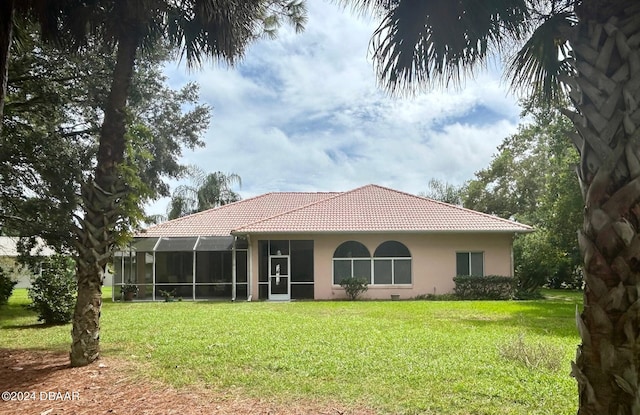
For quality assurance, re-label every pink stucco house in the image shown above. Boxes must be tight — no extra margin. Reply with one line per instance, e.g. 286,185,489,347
113,184,532,301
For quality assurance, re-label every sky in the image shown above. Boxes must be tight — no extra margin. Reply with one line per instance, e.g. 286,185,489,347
149,1,524,216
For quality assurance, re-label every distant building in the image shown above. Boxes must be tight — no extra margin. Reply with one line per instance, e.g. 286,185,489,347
0,237,113,288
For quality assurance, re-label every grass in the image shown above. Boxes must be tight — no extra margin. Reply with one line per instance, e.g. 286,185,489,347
0,288,582,414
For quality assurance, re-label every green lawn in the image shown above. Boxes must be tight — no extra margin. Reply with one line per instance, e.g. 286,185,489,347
0,288,582,414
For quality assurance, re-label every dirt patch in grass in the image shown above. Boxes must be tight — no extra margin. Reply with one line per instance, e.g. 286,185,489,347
0,349,376,415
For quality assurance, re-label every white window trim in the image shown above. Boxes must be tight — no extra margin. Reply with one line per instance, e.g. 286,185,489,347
373,257,412,285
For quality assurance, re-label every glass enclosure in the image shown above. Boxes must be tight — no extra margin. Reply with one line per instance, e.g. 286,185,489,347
113,236,248,301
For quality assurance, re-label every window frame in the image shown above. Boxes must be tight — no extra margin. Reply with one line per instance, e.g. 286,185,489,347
456,251,485,276
372,240,412,285
332,240,412,286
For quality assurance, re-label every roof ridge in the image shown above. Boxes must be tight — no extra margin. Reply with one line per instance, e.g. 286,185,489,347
233,183,533,233
232,190,348,232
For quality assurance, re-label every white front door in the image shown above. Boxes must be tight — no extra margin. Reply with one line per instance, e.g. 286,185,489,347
268,255,290,300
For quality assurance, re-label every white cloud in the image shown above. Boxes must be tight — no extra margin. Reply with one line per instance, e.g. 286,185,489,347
147,1,522,215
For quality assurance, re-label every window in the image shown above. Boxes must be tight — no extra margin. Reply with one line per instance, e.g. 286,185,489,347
456,252,484,276
333,240,411,286
333,241,371,284
373,241,411,285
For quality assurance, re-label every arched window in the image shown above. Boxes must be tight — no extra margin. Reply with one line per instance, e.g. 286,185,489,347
333,241,371,285
373,241,412,285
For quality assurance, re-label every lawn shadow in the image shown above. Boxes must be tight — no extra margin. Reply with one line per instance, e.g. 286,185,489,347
460,301,581,338
0,303,36,321
1,321,67,330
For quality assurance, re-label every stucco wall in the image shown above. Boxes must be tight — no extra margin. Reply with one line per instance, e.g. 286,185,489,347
247,232,514,300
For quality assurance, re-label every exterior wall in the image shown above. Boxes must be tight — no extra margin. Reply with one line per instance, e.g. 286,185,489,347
247,232,514,300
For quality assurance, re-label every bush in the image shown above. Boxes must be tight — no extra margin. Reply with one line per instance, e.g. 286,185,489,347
0,266,18,305
28,255,77,324
339,277,369,300
453,275,516,300
414,293,459,301
498,334,564,371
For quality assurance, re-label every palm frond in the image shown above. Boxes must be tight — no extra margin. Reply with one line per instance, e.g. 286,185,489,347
506,11,576,105
368,0,532,94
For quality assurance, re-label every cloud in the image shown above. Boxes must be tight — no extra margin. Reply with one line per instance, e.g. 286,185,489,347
147,1,522,215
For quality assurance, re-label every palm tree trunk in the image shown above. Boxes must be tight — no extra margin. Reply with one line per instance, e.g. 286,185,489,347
567,1,640,413
70,30,141,367
0,0,15,133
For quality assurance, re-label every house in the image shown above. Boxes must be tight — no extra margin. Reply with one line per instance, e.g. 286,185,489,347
114,184,532,301
0,236,114,288
0,236,55,288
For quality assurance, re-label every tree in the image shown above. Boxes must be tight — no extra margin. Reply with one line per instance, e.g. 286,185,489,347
0,0,91,133
1,23,211,366
420,179,464,206
346,0,640,412
1,28,209,249
63,0,306,367
167,169,242,220
463,102,583,289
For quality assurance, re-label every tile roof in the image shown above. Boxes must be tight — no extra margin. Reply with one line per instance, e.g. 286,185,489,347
140,185,532,237
233,184,533,234
138,192,339,237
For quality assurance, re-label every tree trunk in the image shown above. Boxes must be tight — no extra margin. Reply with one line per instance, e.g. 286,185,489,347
568,1,640,413
0,0,14,133
69,30,141,367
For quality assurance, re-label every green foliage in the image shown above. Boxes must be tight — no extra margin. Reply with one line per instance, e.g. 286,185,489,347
421,178,465,205
120,283,139,294
1,30,210,250
28,255,76,324
0,265,17,305
462,102,582,290
453,275,516,300
413,293,459,301
158,289,176,302
514,231,556,293
167,168,242,220
339,277,369,300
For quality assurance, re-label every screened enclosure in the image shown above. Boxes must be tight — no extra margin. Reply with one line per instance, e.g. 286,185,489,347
113,236,248,301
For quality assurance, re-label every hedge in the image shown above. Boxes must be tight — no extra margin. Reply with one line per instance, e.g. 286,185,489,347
453,275,516,300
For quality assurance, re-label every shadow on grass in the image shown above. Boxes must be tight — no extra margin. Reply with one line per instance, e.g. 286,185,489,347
1,321,68,330
0,303,37,322
461,301,581,338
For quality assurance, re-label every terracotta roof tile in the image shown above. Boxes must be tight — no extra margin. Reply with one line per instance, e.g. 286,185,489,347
138,192,338,237
140,185,532,237
232,184,533,234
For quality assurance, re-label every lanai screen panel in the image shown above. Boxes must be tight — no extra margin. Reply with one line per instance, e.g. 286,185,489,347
155,237,198,252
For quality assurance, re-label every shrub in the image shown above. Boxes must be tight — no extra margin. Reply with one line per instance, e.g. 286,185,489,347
498,334,564,372
414,293,459,301
453,275,516,300
0,265,18,305
28,255,77,324
339,277,369,300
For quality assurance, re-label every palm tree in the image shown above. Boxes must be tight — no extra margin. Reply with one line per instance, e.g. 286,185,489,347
67,0,306,367
0,0,85,132
0,0,15,127
344,0,640,413
167,169,242,219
